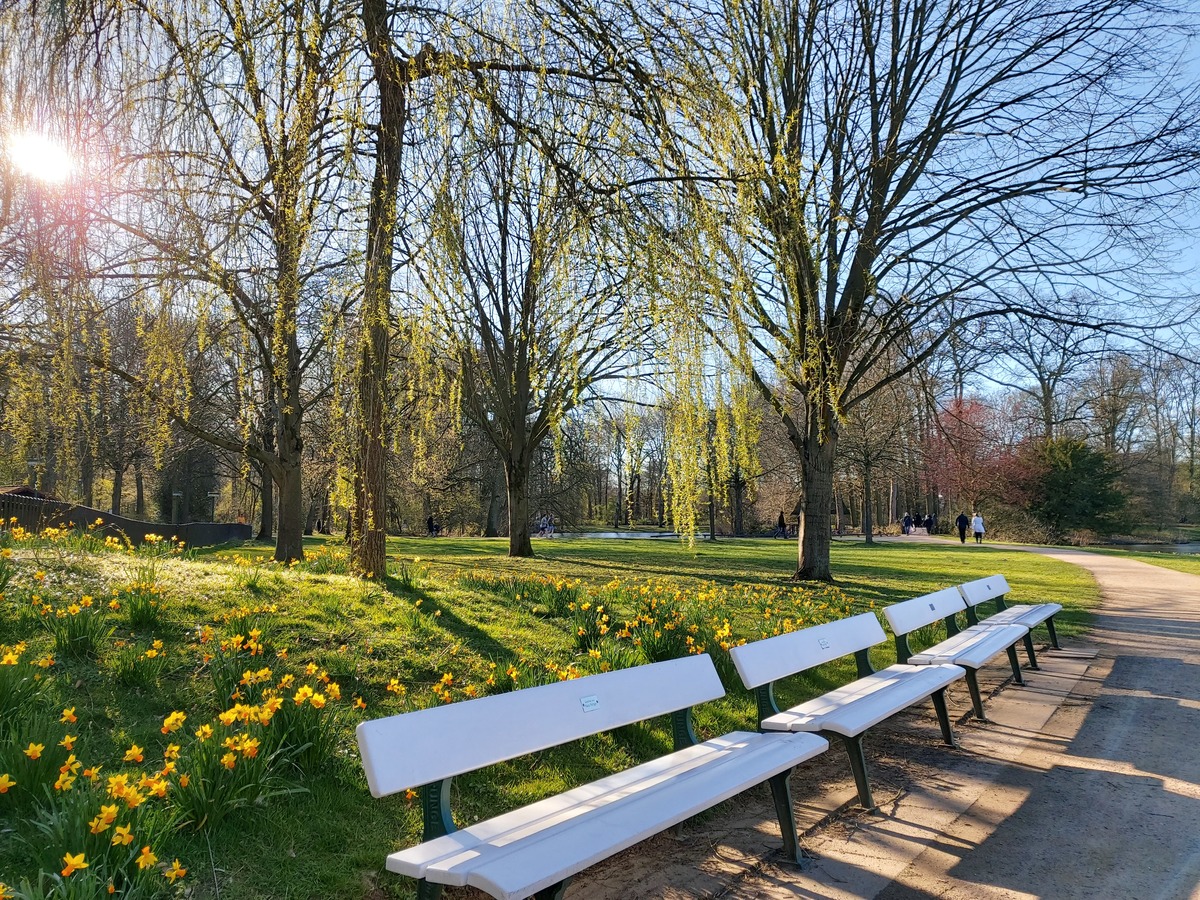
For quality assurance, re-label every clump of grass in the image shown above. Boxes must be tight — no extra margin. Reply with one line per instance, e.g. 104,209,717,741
39,597,113,661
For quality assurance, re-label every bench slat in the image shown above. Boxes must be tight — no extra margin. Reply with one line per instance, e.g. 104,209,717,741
389,730,826,900
978,603,1062,630
759,664,964,737
882,587,966,636
909,624,1029,669
358,654,724,797
957,574,1012,607
730,612,885,689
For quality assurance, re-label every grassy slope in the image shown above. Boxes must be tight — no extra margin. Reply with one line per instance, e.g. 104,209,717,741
3,536,1097,900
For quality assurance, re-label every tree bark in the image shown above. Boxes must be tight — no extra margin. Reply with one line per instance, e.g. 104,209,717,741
351,0,406,579
505,461,534,557
795,418,837,581
134,460,145,517
485,468,504,537
274,459,305,562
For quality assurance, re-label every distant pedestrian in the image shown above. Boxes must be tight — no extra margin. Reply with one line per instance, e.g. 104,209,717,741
971,512,986,544
924,514,934,534
546,514,555,537
774,511,787,538
902,513,913,535
427,515,437,537
955,512,969,544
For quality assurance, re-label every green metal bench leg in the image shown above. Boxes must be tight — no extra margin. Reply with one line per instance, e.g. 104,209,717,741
768,769,802,864
1021,632,1039,669
930,688,955,746
964,669,987,721
417,879,443,900
533,878,571,900
1005,644,1025,685
838,733,875,809
1046,617,1061,649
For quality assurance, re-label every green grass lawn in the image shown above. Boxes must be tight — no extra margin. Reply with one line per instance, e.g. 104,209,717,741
1,533,1097,900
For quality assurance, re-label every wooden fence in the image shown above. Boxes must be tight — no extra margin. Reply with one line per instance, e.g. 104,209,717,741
0,494,252,548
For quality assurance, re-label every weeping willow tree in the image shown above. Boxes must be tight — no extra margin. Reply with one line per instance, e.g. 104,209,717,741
5,0,364,561
555,0,1200,579
416,57,644,557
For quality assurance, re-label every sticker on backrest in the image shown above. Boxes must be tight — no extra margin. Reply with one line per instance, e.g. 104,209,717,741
929,603,936,610
818,638,830,650
580,695,600,712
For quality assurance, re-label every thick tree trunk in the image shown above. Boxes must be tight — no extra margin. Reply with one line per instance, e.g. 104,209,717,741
505,461,534,557
795,419,837,581
274,460,305,562
351,0,406,580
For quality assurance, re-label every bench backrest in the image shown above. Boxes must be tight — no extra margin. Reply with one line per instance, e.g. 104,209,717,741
357,653,724,798
882,586,967,637
730,611,885,690
958,574,1012,609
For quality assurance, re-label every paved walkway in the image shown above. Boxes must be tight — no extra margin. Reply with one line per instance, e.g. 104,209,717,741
572,547,1200,900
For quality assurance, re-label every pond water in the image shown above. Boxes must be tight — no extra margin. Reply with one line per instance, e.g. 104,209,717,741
1099,542,1200,555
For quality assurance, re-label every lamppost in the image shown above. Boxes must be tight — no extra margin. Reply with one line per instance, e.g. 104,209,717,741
171,491,183,525
207,491,219,522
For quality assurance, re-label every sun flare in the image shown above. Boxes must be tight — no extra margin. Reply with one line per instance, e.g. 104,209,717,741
7,131,74,184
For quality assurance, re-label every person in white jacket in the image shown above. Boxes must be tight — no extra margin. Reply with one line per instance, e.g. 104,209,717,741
971,513,986,544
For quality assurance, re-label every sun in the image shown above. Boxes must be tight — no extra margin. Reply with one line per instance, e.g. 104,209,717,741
7,131,74,184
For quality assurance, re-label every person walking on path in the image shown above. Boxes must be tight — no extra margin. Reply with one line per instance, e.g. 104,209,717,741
902,512,913,535
971,512,985,543
955,511,969,543
774,511,787,538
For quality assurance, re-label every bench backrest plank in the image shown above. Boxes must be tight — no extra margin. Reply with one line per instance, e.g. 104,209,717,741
730,612,885,689
958,574,1012,609
882,587,966,637
357,654,724,798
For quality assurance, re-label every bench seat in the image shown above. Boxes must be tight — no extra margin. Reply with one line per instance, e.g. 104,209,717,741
760,663,964,737
388,729,826,900
908,623,1030,670
958,575,1063,668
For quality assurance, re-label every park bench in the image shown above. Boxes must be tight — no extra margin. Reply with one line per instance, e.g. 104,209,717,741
356,654,828,900
728,611,964,810
883,586,1029,722
958,573,1063,669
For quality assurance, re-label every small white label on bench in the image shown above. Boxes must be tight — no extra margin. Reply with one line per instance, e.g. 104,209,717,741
580,695,600,712
818,639,830,650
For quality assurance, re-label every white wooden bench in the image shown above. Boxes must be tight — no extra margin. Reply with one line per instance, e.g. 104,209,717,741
728,612,964,810
958,573,1063,669
882,587,1029,722
357,654,828,900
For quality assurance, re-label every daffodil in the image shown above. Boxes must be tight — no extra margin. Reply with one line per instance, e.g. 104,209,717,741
112,824,134,846
60,707,77,724
136,846,157,869
61,852,88,877
124,744,144,763
164,859,187,882
23,743,43,760
0,774,15,793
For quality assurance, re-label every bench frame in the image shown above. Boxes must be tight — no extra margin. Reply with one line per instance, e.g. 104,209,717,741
959,575,1062,669
733,613,961,810
889,588,1025,721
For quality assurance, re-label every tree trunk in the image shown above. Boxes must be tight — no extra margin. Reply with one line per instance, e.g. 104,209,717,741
134,460,145,517
111,463,124,516
795,419,837,581
274,459,305,563
80,443,95,509
505,461,534,557
862,461,874,545
485,468,504,537
352,0,406,579
257,462,273,541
